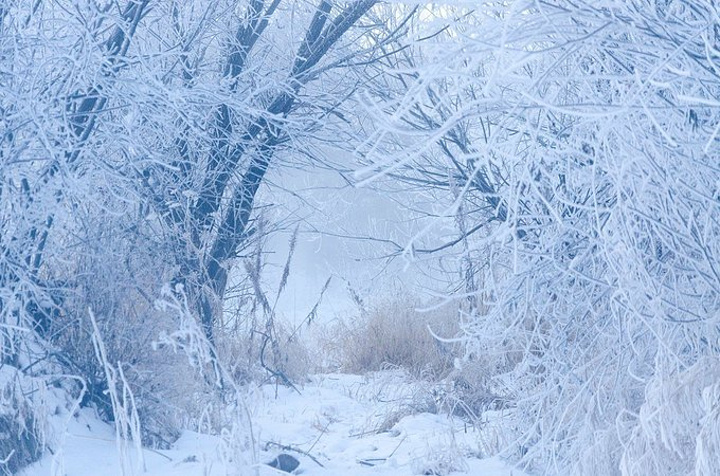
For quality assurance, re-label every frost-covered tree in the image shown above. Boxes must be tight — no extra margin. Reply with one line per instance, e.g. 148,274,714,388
1,0,410,469
361,1,720,474
1,0,398,363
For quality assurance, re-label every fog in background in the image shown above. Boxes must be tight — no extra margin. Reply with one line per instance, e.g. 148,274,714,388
263,163,446,324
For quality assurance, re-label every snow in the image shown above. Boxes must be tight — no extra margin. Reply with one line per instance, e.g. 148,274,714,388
20,372,528,476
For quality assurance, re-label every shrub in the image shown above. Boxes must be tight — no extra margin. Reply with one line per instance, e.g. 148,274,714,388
49,251,197,449
321,293,510,426
411,435,469,476
218,318,313,386
327,293,461,380
0,367,43,475
434,356,510,423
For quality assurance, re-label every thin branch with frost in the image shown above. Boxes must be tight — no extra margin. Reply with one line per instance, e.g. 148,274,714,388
89,309,145,476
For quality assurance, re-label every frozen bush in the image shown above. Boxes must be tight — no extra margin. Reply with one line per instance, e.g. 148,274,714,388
327,293,461,380
218,319,313,386
620,357,720,476
0,367,43,475
411,436,469,476
48,237,196,448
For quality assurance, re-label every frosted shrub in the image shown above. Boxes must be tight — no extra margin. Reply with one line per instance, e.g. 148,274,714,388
0,367,44,475
329,294,460,380
52,256,192,449
216,318,313,386
411,436,468,476
620,357,720,476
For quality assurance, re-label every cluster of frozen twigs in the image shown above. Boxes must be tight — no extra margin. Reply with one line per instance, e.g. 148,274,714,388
358,1,720,474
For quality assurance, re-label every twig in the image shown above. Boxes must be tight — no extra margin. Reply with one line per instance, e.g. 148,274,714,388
264,441,325,468
257,329,302,395
356,435,407,467
143,447,174,462
388,435,407,458
0,450,15,464
357,458,384,466
307,419,330,454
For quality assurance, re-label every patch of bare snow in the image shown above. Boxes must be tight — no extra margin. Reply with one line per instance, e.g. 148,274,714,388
20,372,528,476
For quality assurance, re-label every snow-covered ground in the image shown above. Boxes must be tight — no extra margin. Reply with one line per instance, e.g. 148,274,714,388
21,372,528,476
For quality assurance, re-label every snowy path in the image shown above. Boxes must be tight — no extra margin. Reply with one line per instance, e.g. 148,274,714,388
22,372,526,476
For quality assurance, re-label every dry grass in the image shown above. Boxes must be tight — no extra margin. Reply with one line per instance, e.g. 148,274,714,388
322,294,462,381
315,292,510,426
